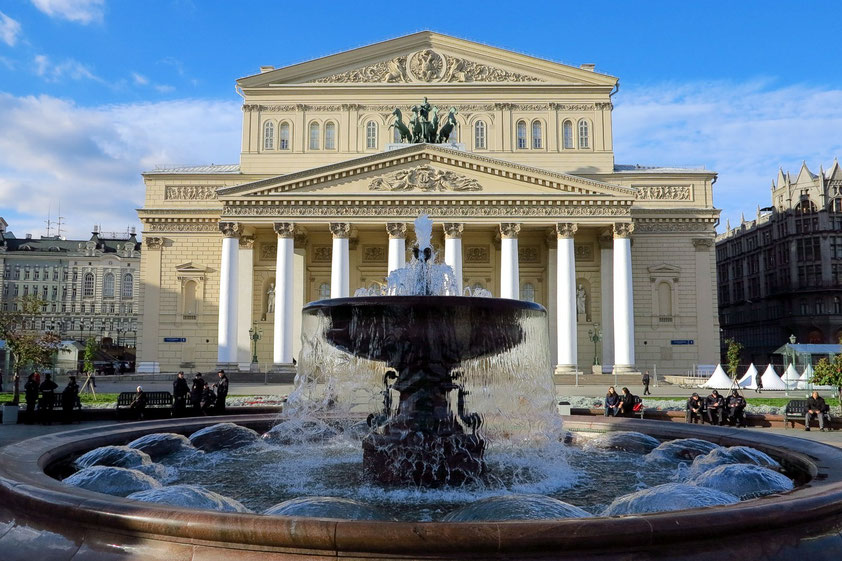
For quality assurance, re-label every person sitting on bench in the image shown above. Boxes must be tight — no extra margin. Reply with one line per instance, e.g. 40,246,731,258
705,390,726,426
805,391,827,432
686,393,705,424
726,390,747,427
130,386,147,420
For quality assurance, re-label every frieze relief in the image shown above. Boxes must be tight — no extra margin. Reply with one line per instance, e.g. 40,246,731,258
362,246,387,263
164,185,220,200
259,243,277,261
634,185,692,201
244,102,598,113
223,203,630,218
369,165,482,192
312,246,332,263
464,246,489,263
518,246,540,263
634,221,715,233
308,50,542,84
145,222,218,232
574,243,594,262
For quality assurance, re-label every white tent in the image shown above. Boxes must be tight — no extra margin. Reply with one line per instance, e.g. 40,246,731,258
782,364,800,390
703,364,734,389
760,363,787,390
737,364,759,389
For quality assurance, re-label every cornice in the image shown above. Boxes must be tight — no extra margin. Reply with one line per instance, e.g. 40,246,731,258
242,102,608,113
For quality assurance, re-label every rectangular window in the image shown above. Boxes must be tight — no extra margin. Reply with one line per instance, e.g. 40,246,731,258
34,269,40,281
23,269,29,280
53,269,58,281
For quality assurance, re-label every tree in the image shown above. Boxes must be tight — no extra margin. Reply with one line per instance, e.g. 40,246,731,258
812,339,842,415
83,337,99,374
725,338,743,379
0,296,62,404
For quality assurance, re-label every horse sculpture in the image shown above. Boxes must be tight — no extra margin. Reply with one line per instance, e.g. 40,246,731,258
390,108,412,143
437,107,458,143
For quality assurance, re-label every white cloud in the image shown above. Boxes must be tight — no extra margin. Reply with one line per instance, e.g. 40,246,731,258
0,11,22,46
613,80,842,231
33,53,101,82
0,93,241,239
30,0,104,24
131,72,148,86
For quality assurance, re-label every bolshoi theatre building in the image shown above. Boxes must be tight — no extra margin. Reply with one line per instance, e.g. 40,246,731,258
136,32,720,379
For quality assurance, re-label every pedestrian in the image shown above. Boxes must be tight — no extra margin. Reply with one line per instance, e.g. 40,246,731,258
172,371,189,417
0,367,4,393
214,370,229,413
726,390,747,427
755,373,763,393
604,386,621,417
686,393,705,424
130,385,147,420
190,373,204,414
642,371,651,396
618,387,635,417
38,373,58,425
805,391,827,432
705,390,725,425
200,382,216,415
23,373,39,424
61,376,80,424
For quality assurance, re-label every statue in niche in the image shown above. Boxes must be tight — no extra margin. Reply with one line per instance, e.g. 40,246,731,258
266,282,275,314
577,284,587,317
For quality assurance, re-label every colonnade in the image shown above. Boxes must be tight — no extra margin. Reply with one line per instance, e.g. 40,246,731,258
216,221,637,374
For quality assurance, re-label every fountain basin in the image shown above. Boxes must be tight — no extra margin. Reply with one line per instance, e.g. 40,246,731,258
2,415,842,560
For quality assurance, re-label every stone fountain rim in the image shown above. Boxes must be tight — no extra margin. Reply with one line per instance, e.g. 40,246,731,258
303,295,547,313
1,414,840,556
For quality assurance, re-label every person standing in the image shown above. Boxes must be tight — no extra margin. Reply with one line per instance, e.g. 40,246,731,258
604,386,621,417
190,373,204,414
172,371,190,417
214,370,229,413
755,373,763,393
23,373,39,424
805,391,827,432
61,376,80,424
705,390,725,426
38,373,58,425
642,371,651,396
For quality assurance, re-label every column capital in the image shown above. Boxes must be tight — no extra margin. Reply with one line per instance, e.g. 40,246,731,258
329,222,351,239
273,222,295,238
598,229,614,249
238,235,255,249
612,222,635,239
386,222,407,240
219,222,240,239
499,222,521,239
443,222,464,239
556,222,578,239
144,236,164,250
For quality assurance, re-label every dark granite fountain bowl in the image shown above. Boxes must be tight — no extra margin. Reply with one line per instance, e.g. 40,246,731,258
3,415,842,560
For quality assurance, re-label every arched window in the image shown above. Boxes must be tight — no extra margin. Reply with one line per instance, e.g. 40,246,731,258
562,120,574,149
103,273,114,298
578,119,590,149
815,297,823,315
796,200,817,213
83,273,94,298
366,121,377,149
318,282,330,300
835,296,841,314
516,120,527,149
658,282,672,317
520,282,535,302
121,273,133,299
309,122,320,150
325,122,336,150
263,121,274,150
474,120,486,149
830,198,842,213
184,280,197,316
531,120,543,149
279,122,290,150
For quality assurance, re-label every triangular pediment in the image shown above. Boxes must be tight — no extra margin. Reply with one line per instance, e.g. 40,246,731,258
175,262,208,275
238,31,617,87
648,263,681,276
217,144,635,200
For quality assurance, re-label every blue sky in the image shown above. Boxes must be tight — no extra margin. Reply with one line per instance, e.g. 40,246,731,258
0,0,841,238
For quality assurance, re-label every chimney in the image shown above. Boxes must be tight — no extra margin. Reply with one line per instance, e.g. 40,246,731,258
259,65,275,73
580,63,596,72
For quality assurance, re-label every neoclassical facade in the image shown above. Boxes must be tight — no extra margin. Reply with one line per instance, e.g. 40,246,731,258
137,32,720,377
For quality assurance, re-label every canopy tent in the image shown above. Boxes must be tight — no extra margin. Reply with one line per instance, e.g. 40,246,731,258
703,364,734,389
737,364,760,389
782,364,801,390
796,364,834,391
760,364,787,390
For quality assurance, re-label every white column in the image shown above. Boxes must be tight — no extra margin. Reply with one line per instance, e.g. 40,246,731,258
217,222,239,365
613,222,636,374
555,223,577,375
236,235,255,368
443,223,464,294
273,222,295,365
547,229,558,366
499,223,520,299
386,222,407,275
600,233,614,369
330,222,350,298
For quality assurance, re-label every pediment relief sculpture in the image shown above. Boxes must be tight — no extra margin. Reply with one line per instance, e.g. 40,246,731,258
311,49,543,84
369,165,482,192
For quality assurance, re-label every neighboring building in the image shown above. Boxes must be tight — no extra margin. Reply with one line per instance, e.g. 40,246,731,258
137,32,720,376
716,159,842,363
0,219,141,353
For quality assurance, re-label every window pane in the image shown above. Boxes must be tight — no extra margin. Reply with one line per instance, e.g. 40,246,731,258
366,121,377,149
122,274,133,299
309,122,320,150
474,121,486,149
578,119,589,149
516,121,527,149
83,273,94,297
325,122,336,149
103,273,114,298
532,121,542,149
563,120,574,149
263,121,274,150
279,123,290,150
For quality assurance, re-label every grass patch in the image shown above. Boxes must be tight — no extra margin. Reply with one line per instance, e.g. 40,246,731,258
0,391,119,404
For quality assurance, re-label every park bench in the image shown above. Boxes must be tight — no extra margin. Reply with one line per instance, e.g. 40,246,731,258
784,399,831,430
116,391,173,419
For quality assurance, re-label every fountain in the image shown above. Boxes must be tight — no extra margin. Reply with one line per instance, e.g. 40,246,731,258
2,216,842,559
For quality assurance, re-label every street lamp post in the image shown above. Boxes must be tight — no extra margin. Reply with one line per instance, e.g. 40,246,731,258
248,325,262,364
588,324,603,370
